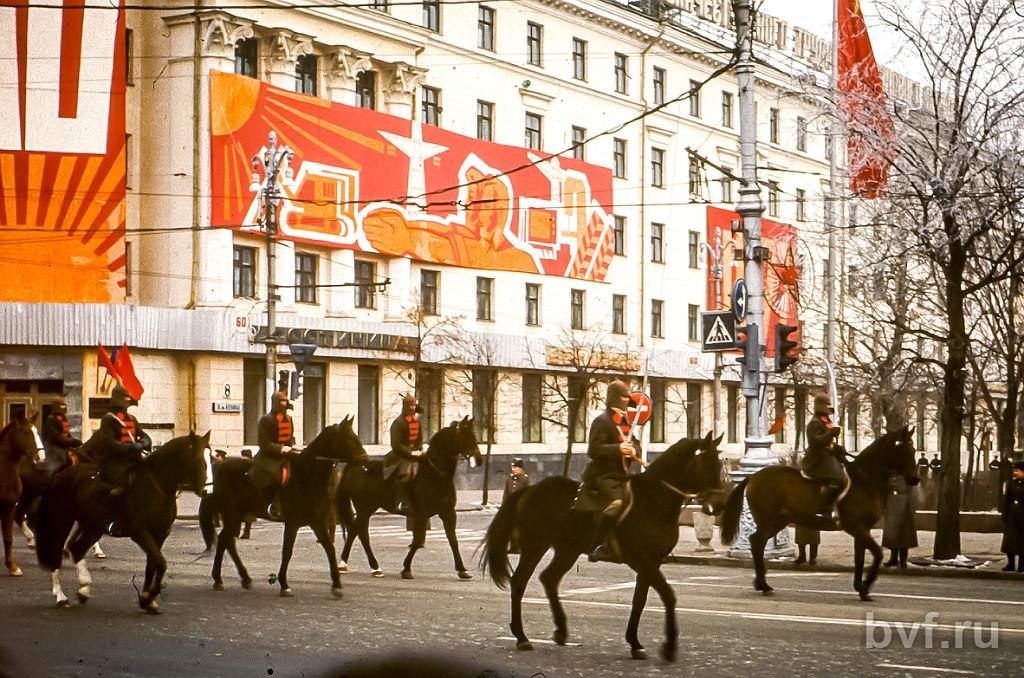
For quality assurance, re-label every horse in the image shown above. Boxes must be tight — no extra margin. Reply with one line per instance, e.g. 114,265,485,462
35,430,211,612
335,415,482,580
481,432,725,662
719,425,919,601
202,416,366,597
0,414,46,576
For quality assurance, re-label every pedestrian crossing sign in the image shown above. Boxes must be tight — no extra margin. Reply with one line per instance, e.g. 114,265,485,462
700,311,737,352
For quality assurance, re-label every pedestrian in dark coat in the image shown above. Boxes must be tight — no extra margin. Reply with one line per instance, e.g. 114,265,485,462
1000,460,1024,572
882,473,918,568
504,458,531,499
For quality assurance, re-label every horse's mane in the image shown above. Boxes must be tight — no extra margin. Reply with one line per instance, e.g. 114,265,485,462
644,437,700,474
848,426,909,470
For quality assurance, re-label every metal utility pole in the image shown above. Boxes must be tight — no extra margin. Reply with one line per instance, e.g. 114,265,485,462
729,0,792,558
251,131,293,408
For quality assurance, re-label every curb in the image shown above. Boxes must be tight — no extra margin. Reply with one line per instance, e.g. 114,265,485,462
663,553,1022,580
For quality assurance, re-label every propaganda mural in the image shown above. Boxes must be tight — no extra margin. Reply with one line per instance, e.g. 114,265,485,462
0,0,127,302
705,206,801,356
210,72,616,281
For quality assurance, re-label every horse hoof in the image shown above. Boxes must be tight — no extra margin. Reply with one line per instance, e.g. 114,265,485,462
371,570,384,578
631,648,648,661
77,590,90,604
337,562,349,574
27,540,35,551
57,599,70,608
280,588,294,597
660,644,676,663
241,579,252,590
552,629,568,646
401,571,414,580
212,582,224,591
516,641,534,651
331,586,344,599
93,551,106,560
9,565,23,577
145,601,160,615
457,570,473,580
859,592,873,602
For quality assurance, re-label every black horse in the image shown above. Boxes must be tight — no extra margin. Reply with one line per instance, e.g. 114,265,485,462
481,432,725,662
202,416,366,597
719,426,919,601
335,416,482,580
35,430,210,612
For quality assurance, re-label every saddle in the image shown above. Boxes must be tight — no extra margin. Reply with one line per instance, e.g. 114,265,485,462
573,482,635,524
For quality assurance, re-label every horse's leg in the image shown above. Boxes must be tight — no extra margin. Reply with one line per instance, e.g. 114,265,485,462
625,570,651,660
356,509,382,575
337,509,357,572
18,517,35,551
646,566,679,662
508,545,547,651
438,508,471,580
310,520,344,598
852,535,866,594
750,529,773,594
67,526,102,603
1,506,21,576
854,531,883,602
51,569,70,607
15,496,35,551
277,522,300,597
538,549,579,647
132,531,166,614
400,515,428,580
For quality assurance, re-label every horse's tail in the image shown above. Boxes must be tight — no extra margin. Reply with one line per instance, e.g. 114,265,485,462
198,493,218,551
479,486,526,589
719,477,749,545
35,480,75,571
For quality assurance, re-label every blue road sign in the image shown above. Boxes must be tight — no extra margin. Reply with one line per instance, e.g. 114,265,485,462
732,279,748,323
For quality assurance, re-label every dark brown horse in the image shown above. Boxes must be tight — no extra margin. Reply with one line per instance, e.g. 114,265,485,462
0,414,45,576
481,432,725,662
719,425,919,601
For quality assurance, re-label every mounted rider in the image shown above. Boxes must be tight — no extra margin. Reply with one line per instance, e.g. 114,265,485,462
250,390,297,521
578,380,641,564
97,384,152,497
801,392,846,522
382,394,423,515
41,395,81,471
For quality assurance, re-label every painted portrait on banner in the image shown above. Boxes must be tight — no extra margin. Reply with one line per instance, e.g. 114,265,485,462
705,206,801,356
209,72,615,281
0,0,128,302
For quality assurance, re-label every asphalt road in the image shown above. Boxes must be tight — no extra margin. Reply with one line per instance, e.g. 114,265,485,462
1,511,1020,678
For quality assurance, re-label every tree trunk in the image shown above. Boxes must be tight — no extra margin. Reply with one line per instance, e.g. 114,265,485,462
563,399,579,477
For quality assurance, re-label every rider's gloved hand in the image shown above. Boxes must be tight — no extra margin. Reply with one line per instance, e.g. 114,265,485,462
133,441,146,452
70,438,83,447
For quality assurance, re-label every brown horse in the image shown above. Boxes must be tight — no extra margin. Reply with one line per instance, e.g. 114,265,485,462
719,426,919,601
0,414,45,576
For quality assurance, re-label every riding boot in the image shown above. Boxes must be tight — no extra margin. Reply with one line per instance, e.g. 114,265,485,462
588,502,624,564
794,544,807,565
808,544,818,565
898,548,909,569
814,484,841,523
392,478,411,515
1003,554,1016,572
884,549,898,567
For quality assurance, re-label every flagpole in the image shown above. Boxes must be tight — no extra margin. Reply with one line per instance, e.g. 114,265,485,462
826,0,841,410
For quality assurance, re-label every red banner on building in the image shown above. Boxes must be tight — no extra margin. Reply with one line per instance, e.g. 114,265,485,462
209,72,616,280
0,1,127,302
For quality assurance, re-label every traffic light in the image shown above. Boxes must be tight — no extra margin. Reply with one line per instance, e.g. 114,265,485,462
774,323,800,372
735,323,758,369
289,370,302,400
277,369,290,393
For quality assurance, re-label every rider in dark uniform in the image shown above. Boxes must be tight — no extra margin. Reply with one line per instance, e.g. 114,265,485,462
250,391,297,521
382,394,423,515
97,384,151,536
580,380,640,563
801,392,846,522
41,396,81,471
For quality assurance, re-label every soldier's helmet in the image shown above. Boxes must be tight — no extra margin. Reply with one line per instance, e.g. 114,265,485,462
606,380,630,408
813,392,831,413
111,384,130,403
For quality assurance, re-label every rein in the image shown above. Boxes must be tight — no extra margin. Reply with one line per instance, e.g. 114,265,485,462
659,479,699,502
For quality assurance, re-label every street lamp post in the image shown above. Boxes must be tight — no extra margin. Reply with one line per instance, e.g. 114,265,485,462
250,131,293,408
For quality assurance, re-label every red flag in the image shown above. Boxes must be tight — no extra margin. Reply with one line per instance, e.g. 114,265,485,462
768,414,786,436
97,344,120,382
113,344,144,401
836,0,894,198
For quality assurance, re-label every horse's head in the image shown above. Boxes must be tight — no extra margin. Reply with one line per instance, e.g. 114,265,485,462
1,412,44,466
331,415,368,463
649,431,725,514
433,416,482,468
184,430,212,497
692,431,727,514
892,426,920,487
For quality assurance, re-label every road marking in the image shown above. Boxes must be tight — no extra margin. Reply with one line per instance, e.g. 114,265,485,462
521,597,1024,635
562,582,638,596
667,581,1024,607
876,663,974,674
498,636,582,647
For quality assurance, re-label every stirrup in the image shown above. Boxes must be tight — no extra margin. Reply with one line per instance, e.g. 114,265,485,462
587,543,622,564
266,503,283,522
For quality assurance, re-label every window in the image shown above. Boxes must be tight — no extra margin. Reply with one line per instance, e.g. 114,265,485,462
302,364,325,444
687,304,699,342
649,379,665,443
767,181,780,217
650,222,664,263
613,215,625,255
357,365,379,444
524,112,542,150
295,54,317,95
686,383,702,438
522,374,542,443
570,289,585,330
721,91,733,127
125,28,134,86
613,138,626,178
689,79,702,117
476,277,493,320
423,0,440,32
356,71,376,109
612,294,625,334
652,66,666,105
125,133,133,190
234,39,257,78
651,299,663,338
650,147,664,188
476,100,494,141
719,176,732,203
571,126,586,161
614,53,628,94
472,369,496,443
478,6,495,51
796,188,807,221
568,376,587,443
421,86,440,126
527,22,543,66
354,260,376,308
796,116,807,151
525,283,540,326
417,367,443,437
233,245,256,298
769,107,780,143
688,230,700,269
688,160,702,197
572,38,587,80
295,252,317,303
421,269,439,314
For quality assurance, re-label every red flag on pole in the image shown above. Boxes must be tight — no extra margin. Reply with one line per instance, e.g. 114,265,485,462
97,344,120,382
836,0,894,198
113,344,145,401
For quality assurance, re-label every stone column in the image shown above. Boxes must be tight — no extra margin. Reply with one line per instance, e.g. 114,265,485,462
381,61,427,120
326,46,374,106
264,29,314,91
